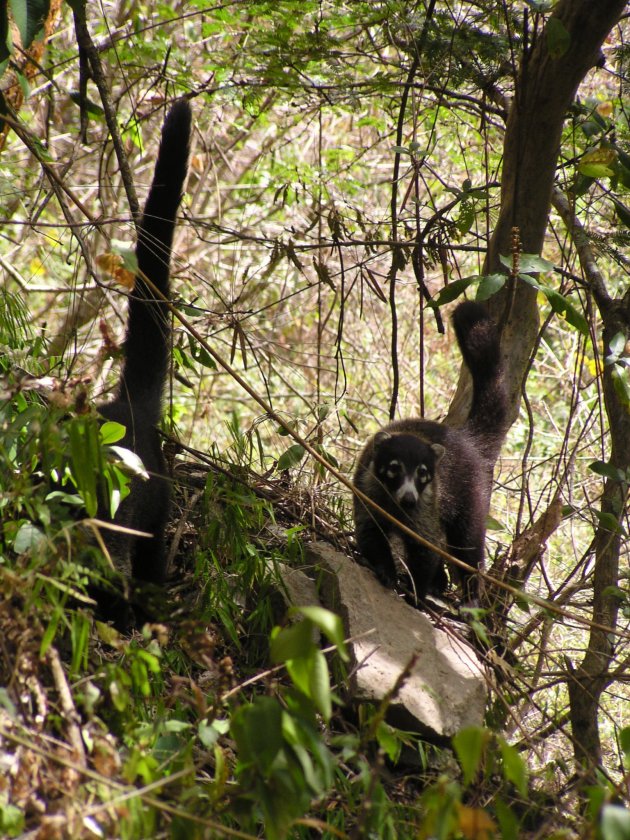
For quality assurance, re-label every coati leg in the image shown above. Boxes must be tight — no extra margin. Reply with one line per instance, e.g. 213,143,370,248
354,508,399,585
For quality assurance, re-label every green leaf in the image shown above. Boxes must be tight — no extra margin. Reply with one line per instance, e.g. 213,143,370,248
100,420,126,445
456,199,475,235
620,726,630,761
546,17,570,59
485,514,505,531
434,276,476,305
286,653,313,697
10,0,49,51
601,585,627,601
494,798,520,840
499,739,528,797
13,522,46,553
579,162,615,179
608,332,627,359
376,722,402,763
611,366,630,408
452,726,488,786
309,649,332,721
475,274,505,301
601,805,630,840
277,443,306,471
291,606,348,661
588,461,625,482
188,335,217,369
500,252,554,274
109,445,149,479
270,619,314,664
68,91,105,118
594,510,624,535
520,276,589,336
231,697,283,773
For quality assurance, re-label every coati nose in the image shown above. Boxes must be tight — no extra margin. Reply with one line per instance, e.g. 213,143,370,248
399,491,418,508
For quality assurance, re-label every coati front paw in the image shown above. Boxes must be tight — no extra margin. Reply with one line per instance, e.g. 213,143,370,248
355,553,396,586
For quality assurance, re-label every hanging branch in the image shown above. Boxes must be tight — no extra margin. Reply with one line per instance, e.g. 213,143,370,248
71,0,140,224
387,0,437,420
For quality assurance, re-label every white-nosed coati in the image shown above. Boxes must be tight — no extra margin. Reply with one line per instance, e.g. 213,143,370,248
96,99,191,599
353,300,507,603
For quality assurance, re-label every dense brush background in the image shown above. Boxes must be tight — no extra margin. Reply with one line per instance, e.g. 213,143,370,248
0,1,629,837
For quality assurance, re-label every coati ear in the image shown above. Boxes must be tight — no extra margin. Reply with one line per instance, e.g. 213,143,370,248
373,431,392,447
432,443,446,462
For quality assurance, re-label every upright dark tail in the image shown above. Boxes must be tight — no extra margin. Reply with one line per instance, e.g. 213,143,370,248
452,300,507,463
118,99,192,422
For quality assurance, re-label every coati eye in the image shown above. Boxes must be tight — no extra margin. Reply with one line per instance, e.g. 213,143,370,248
379,459,401,480
417,464,431,484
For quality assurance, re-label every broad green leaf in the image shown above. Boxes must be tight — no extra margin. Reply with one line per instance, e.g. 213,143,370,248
453,726,488,785
376,722,402,763
286,653,312,697
601,805,630,840
188,335,217,369
546,17,570,59
500,252,554,274
277,443,306,471
291,606,349,661
198,720,221,749
594,510,624,535
10,0,49,51
100,420,126,445
579,162,615,179
13,522,46,553
231,697,283,772
494,798,520,840
68,91,105,118
456,199,475,235
486,514,505,531
270,619,314,664
601,586,627,601
608,332,627,358
476,274,505,301
499,739,528,797
588,461,625,482
434,276,476,305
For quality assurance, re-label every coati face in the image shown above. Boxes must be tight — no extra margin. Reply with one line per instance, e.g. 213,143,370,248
371,432,445,510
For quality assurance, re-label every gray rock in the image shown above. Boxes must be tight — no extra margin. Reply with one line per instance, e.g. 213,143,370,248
307,542,487,739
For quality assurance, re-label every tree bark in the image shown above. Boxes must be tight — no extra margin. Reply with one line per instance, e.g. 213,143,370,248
448,0,628,430
553,188,630,779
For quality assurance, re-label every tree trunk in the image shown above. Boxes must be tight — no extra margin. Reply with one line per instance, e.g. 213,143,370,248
448,0,628,430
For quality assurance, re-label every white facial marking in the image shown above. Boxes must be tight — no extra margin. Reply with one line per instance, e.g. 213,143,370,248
385,459,400,479
417,464,430,484
395,476,419,504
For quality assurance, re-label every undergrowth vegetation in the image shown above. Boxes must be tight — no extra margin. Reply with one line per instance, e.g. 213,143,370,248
1,1,630,837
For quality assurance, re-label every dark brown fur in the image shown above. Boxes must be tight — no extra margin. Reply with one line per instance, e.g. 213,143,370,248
97,100,191,600
353,301,507,602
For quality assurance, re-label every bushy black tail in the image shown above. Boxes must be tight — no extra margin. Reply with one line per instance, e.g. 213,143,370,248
119,99,192,422
452,300,507,463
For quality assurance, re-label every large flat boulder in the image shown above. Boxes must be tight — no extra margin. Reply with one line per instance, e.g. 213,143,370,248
303,542,487,739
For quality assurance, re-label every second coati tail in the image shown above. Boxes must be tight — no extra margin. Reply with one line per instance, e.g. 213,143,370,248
98,99,192,591
451,300,507,464
353,300,507,604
